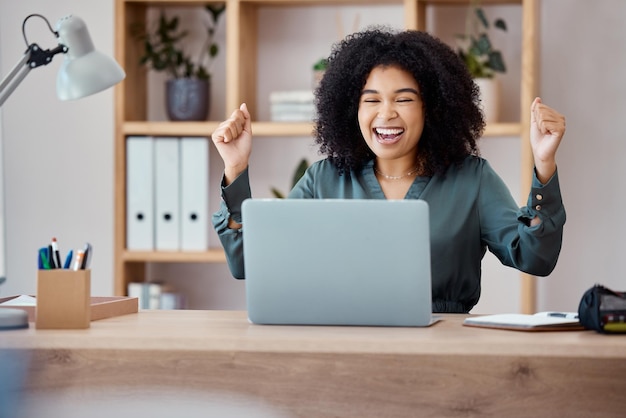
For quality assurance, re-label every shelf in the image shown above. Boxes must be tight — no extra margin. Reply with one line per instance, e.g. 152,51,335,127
123,121,315,137
123,121,519,138
238,0,521,5
115,0,539,311
484,123,521,137
123,121,220,136
123,249,227,263
418,0,521,4
120,0,521,4
123,0,228,5
241,0,404,5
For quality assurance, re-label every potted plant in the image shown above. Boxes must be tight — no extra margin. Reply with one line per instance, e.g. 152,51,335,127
132,4,226,121
455,1,507,122
271,158,309,198
312,57,328,89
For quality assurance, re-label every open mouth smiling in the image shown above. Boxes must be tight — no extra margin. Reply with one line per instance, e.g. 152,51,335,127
374,127,405,144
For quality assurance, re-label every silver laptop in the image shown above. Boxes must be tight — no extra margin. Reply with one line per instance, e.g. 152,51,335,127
242,199,434,327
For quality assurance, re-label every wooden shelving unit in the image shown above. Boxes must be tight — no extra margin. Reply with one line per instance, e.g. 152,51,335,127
114,0,539,311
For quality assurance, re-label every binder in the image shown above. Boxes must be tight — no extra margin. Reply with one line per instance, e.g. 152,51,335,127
126,136,155,250
128,282,162,309
154,137,181,250
180,137,209,250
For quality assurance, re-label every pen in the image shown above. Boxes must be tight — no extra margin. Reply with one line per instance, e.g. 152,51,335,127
51,237,62,270
548,312,579,319
63,249,73,269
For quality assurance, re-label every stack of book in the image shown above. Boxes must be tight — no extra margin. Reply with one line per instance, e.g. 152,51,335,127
269,90,316,122
127,282,186,310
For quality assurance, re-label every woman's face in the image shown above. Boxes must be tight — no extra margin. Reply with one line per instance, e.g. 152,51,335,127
357,65,425,164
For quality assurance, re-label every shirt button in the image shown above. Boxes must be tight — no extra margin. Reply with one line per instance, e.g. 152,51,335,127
536,194,543,201
535,205,542,211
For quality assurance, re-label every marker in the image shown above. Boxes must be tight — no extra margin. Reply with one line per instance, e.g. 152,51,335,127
47,244,56,269
81,242,92,269
72,250,84,271
38,247,51,270
51,237,62,270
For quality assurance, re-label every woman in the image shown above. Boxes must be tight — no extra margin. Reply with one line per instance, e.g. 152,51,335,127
211,27,566,313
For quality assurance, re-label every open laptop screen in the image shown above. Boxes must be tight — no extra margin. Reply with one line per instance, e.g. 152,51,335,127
242,199,433,327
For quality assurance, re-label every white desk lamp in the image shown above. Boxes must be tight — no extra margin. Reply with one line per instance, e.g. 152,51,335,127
0,14,124,330
0,13,125,106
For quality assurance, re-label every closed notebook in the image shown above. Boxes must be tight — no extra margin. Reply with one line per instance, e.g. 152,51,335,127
463,312,584,331
242,199,435,327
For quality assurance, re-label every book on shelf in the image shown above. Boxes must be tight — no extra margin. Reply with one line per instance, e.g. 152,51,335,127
269,90,316,122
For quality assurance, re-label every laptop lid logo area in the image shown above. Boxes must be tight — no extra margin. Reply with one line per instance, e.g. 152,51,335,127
242,199,432,327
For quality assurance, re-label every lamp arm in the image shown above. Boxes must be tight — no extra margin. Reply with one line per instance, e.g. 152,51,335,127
0,51,31,107
0,43,68,107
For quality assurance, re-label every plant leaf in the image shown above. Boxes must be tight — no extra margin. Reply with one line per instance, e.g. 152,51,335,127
494,18,507,31
196,67,210,80
474,34,492,55
487,51,506,73
209,44,219,58
137,6,224,79
291,159,309,188
475,8,489,29
205,3,226,24
271,188,285,199
312,58,328,71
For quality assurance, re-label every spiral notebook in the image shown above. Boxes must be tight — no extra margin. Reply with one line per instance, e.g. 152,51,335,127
242,199,435,327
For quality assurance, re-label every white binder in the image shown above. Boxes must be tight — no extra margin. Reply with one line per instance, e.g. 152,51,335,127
180,137,209,250
126,136,154,250
154,137,180,250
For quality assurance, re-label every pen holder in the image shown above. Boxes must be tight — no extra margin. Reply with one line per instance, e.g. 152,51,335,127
36,269,91,329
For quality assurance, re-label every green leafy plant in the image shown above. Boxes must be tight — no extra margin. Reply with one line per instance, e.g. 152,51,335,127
271,158,309,198
455,1,507,79
132,4,226,80
312,58,328,72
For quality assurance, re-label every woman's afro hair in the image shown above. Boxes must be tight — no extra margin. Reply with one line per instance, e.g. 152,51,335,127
313,26,485,175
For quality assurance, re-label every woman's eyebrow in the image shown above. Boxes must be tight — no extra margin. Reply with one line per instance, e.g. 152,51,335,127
396,88,420,95
361,88,420,95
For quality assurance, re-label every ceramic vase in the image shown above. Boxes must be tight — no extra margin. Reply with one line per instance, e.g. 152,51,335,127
474,77,501,123
166,78,210,121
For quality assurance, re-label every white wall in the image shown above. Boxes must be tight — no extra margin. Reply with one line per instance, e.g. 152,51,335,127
1,0,625,314
0,0,116,297
536,0,626,310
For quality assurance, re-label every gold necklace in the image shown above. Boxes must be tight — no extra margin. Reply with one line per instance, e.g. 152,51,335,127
374,165,421,180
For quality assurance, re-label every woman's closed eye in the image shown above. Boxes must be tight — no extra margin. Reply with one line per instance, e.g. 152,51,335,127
361,97,416,104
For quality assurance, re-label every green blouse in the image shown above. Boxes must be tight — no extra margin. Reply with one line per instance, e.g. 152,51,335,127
212,156,566,313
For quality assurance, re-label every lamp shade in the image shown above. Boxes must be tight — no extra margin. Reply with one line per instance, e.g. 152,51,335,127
55,15,125,101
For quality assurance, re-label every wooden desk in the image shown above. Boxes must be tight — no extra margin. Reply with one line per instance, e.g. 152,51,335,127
2,310,625,417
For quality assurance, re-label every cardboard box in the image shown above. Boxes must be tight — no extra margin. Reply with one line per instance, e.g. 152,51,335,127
36,269,92,329
89,296,139,320
0,280,138,327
